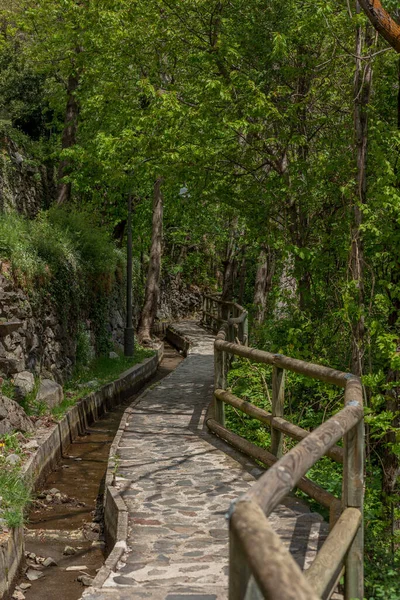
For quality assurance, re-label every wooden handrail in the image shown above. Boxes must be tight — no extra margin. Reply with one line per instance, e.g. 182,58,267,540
201,294,248,344
231,500,320,600
201,293,365,600
215,336,352,388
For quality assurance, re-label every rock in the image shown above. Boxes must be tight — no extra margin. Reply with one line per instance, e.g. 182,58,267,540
0,517,8,529
6,453,21,466
19,583,31,591
14,371,35,399
77,575,94,586
49,488,60,495
43,557,57,567
78,380,98,389
63,545,76,556
26,568,44,581
0,321,22,337
36,379,63,408
40,369,54,381
86,380,99,388
0,394,34,435
12,590,25,600
23,439,39,451
65,565,88,571
109,351,118,359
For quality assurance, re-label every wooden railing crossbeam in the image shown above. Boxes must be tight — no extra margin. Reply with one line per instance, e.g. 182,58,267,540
214,389,344,464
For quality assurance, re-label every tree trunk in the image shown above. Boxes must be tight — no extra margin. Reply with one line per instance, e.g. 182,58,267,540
221,216,238,301
138,177,164,343
57,71,80,205
288,50,312,313
380,57,400,531
350,11,373,376
253,246,275,324
237,246,247,305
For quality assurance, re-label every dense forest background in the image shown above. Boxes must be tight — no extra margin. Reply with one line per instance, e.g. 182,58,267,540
1,0,400,597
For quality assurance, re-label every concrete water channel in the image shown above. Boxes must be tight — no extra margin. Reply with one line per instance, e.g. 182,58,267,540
14,344,182,600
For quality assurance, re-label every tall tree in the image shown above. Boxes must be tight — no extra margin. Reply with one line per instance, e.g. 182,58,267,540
350,9,374,376
138,177,164,343
57,67,80,204
253,245,275,323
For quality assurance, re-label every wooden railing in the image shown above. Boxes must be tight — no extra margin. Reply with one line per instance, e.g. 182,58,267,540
201,294,249,345
202,295,364,600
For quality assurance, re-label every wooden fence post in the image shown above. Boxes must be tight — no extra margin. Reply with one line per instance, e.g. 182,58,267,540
214,345,226,426
229,515,264,600
343,417,364,600
238,313,248,345
243,314,248,345
271,366,285,458
217,301,222,333
229,522,256,600
238,323,243,344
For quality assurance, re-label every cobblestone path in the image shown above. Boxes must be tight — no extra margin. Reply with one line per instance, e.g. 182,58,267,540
84,321,328,600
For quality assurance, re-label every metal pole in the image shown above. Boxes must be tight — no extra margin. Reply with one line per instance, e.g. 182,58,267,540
124,193,134,356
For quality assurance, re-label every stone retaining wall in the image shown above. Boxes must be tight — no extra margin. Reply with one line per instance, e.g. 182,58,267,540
0,345,163,600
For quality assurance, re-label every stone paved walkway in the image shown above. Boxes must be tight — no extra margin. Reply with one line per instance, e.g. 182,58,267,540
84,321,328,600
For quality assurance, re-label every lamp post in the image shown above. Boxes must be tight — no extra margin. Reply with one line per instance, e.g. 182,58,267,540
124,193,134,356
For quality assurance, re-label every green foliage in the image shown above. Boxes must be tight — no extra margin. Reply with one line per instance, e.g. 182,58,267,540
0,434,31,528
75,324,92,369
0,208,123,290
52,343,154,419
0,378,15,399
